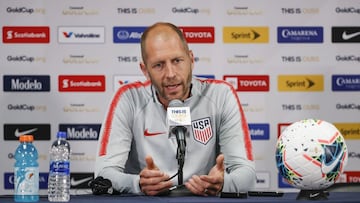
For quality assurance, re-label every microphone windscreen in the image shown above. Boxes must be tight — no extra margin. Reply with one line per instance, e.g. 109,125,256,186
169,99,183,107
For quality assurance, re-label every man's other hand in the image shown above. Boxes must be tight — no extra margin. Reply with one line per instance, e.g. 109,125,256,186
139,155,173,196
184,154,224,196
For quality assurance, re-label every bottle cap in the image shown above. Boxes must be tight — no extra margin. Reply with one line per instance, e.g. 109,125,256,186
19,135,34,142
57,131,67,139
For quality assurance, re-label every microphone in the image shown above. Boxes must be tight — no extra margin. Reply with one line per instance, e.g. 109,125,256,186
167,99,191,185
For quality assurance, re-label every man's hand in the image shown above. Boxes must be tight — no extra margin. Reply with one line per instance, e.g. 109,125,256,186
139,155,173,196
184,154,225,196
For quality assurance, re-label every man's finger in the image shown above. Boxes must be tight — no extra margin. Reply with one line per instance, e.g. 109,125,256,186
145,155,157,170
216,154,225,171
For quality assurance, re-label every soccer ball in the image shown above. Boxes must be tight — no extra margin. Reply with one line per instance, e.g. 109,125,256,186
275,119,348,190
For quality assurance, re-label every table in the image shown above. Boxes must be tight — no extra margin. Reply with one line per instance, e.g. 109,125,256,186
0,192,358,203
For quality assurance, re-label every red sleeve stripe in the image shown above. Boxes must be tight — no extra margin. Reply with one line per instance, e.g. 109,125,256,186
199,79,254,161
98,81,150,156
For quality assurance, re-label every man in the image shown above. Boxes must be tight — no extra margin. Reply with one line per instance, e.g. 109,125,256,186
95,22,256,196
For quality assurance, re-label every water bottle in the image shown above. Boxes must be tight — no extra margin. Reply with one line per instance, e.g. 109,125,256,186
48,131,71,202
14,135,39,202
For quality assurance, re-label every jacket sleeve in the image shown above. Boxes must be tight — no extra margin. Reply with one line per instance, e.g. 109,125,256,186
94,90,142,194
218,83,256,192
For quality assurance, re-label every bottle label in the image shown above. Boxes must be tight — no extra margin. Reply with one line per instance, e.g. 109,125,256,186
50,161,70,175
14,166,39,195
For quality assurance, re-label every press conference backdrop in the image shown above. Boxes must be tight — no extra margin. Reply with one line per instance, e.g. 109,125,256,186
1,0,360,195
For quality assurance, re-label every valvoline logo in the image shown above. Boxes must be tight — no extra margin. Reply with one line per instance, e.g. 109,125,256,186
113,26,147,43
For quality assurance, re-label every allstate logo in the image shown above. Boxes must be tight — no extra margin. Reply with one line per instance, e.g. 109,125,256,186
117,30,129,40
113,26,146,43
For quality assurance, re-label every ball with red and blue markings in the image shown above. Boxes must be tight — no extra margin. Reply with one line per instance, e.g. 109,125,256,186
276,119,348,190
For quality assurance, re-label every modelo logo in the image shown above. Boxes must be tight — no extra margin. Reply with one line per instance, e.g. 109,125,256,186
59,124,101,140
113,26,146,43
3,75,50,92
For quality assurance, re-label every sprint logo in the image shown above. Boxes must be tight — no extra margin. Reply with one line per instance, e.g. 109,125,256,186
278,75,324,91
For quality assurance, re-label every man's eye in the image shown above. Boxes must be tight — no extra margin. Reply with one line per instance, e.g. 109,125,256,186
153,64,162,69
174,59,181,64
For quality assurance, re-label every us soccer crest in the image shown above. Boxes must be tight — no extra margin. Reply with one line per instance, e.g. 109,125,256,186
192,117,213,144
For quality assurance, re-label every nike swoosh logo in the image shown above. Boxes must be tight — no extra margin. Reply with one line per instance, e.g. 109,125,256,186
309,192,320,198
144,129,164,136
14,128,38,137
321,149,343,174
342,31,360,40
70,176,93,186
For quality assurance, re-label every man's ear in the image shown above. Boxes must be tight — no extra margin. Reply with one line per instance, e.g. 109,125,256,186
140,62,150,80
189,50,195,71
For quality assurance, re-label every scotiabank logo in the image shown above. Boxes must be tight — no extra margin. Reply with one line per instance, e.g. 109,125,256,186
59,75,105,92
179,27,214,43
223,75,269,91
3,26,50,43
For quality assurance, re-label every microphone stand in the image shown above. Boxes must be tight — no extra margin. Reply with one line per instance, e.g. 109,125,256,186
172,126,187,185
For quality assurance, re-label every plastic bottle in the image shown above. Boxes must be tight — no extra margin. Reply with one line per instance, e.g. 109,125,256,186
14,135,39,202
48,131,71,202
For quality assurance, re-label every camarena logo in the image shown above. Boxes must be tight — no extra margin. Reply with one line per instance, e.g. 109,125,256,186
113,26,146,43
58,26,105,43
277,26,323,43
3,75,50,92
332,75,360,91
59,75,105,92
3,26,50,43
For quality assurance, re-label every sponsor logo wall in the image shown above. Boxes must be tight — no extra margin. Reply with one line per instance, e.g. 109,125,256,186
1,0,359,195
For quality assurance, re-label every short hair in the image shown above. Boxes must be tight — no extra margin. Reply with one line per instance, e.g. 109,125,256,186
140,22,189,64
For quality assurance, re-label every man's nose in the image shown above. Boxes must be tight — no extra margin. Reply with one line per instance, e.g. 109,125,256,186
164,63,176,78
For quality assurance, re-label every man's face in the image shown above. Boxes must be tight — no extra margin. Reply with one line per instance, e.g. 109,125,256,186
140,31,194,106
